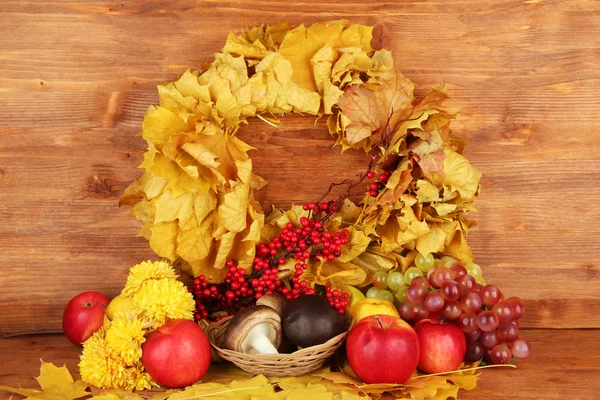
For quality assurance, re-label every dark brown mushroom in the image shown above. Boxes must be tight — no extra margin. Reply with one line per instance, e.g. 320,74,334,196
282,295,349,348
222,305,282,355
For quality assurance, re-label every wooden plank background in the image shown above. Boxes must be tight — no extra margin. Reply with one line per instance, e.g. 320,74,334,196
1,0,599,339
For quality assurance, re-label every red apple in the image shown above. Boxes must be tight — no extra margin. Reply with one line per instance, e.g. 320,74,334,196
62,291,109,345
414,320,466,373
346,314,420,384
142,319,211,388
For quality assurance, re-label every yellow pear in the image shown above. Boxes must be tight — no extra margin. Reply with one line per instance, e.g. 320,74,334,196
346,285,366,311
106,293,135,320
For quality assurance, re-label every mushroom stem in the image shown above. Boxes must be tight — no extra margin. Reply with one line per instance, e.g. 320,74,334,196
243,323,279,355
248,331,279,354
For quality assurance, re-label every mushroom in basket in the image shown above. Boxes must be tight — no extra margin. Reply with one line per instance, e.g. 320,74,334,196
222,294,350,355
223,305,282,355
282,295,350,348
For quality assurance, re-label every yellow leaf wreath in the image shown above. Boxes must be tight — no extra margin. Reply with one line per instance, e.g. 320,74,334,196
120,20,481,289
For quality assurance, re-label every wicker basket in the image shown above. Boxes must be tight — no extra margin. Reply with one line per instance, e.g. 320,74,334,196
204,316,348,376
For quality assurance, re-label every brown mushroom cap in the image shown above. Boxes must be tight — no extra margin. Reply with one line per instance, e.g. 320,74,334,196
256,293,287,315
282,295,349,348
223,305,282,354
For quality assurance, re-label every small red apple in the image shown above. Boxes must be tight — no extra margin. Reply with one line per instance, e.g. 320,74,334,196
414,320,466,373
346,314,420,384
142,319,211,388
62,291,109,345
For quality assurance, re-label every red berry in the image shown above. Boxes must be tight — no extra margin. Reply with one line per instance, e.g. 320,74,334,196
367,171,375,179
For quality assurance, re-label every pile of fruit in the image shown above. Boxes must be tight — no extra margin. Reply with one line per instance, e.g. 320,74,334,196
362,255,531,366
59,252,530,394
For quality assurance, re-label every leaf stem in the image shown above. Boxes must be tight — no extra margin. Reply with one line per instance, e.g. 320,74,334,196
409,363,517,380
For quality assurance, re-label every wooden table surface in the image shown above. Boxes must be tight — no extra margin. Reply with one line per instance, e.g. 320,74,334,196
1,0,599,399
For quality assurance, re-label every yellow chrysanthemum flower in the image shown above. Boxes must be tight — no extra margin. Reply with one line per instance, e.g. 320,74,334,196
79,328,134,390
132,278,195,329
122,260,178,297
80,327,155,390
105,314,146,365
132,367,155,391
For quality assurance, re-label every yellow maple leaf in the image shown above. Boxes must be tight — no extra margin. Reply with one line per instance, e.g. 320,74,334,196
165,375,274,400
442,148,482,201
337,227,371,263
279,20,373,93
176,213,214,263
149,221,179,261
416,225,446,256
223,32,268,59
303,257,368,290
336,50,414,149
0,361,90,400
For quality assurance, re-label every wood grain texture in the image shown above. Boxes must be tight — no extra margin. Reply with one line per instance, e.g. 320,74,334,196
1,330,598,400
1,0,600,337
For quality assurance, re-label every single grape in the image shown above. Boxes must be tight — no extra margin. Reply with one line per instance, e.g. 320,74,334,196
424,291,445,312
441,280,461,301
461,292,483,313
406,283,428,303
480,331,499,349
411,276,430,289
506,297,526,320
395,286,408,304
386,271,405,291
475,275,487,285
404,267,424,285
490,343,512,364
457,312,478,333
477,310,499,332
366,287,379,298
440,255,457,266
372,271,389,290
376,289,394,303
442,300,462,320
430,267,456,289
427,265,441,281
457,274,476,294
483,347,493,363
415,253,435,272
481,284,502,307
465,341,485,362
451,264,468,278
399,301,413,320
497,321,519,342
510,338,531,358
433,258,445,266
464,262,483,278
492,300,514,323
464,329,481,343
410,302,430,320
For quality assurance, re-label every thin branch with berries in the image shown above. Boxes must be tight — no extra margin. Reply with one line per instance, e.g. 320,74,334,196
191,112,415,322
